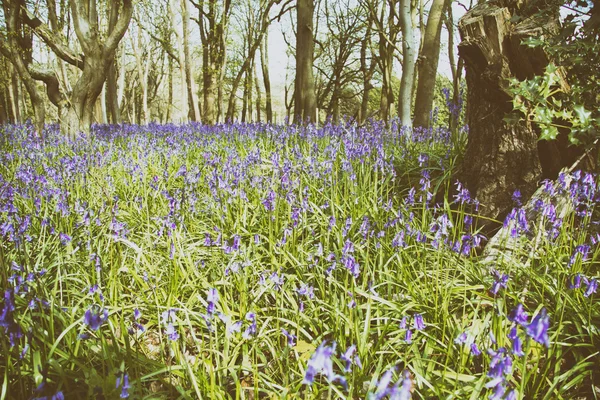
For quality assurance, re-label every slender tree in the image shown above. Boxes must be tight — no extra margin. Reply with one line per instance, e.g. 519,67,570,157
398,0,418,127
413,0,450,128
294,0,317,123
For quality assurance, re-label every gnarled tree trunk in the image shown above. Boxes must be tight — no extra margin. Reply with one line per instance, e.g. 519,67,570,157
457,0,569,222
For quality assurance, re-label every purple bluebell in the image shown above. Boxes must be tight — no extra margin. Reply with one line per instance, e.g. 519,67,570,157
83,306,108,331
281,328,296,347
303,341,341,386
165,323,179,341
243,312,257,339
399,316,407,329
341,344,361,372
343,255,360,278
405,329,413,344
508,304,529,325
413,314,425,331
584,278,597,297
525,308,549,347
470,343,482,356
569,273,582,289
485,347,512,389
373,369,394,400
455,332,467,344
206,288,219,315
490,270,509,295
116,373,131,398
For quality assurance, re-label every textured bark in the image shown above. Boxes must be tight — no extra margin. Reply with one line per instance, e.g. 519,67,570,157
260,33,273,122
294,0,317,123
398,0,418,127
181,0,200,121
62,0,132,136
358,23,376,124
105,5,120,124
413,0,450,128
2,0,45,135
193,0,231,124
457,0,566,222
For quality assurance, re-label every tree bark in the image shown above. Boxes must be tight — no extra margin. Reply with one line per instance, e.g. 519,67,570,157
294,0,317,123
413,0,450,128
181,0,200,121
457,0,566,222
2,0,45,135
398,0,418,127
105,4,120,124
194,0,231,124
260,32,273,123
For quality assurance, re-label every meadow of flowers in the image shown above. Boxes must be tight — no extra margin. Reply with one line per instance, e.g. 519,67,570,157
0,121,598,399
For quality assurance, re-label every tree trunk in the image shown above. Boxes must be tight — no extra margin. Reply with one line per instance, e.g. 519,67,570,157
457,0,566,222
413,0,450,128
294,0,317,123
398,0,418,127
260,32,273,123
358,23,375,125
105,4,120,123
181,0,200,121
255,62,262,123
9,65,21,122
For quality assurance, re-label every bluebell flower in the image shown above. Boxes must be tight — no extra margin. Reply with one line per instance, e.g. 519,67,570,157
83,306,108,331
568,274,582,289
508,304,528,325
470,343,482,356
399,316,407,329
243,312,257,339
343,255,360,278
341,345,361,372
525,308,549,347
165,323,179,341
413,314,425,331
281,328,296,347
303,341,343,386
486,347,512,389
206,288,219,315
116,373,131,398
373,369,394,400
297,283,315,299
455,332,467,344
583,278,597,297
490,270,509,295
405,329,413,343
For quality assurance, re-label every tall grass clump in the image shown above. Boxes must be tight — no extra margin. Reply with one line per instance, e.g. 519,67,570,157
0,120,598,399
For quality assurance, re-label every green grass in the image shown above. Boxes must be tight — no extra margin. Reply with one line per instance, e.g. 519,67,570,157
0,122,598,399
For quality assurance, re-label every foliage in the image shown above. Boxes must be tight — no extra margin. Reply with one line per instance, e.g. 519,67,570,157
506,1,600,145
0,122,598,399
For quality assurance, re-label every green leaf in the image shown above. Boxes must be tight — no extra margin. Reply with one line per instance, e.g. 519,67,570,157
574,105,592,127
540,125,559,140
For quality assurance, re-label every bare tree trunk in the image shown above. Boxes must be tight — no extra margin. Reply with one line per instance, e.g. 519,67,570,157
294,0,317,123
9,67,21,122
167,56,173,122
457,1,567,222
358,23,375,125
181,0,200,121
413,0,450,128
131,25,149,124
2,1,45,135
398,0,418,127
255,62,262,123
106,4,120,123
260,32,273,123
